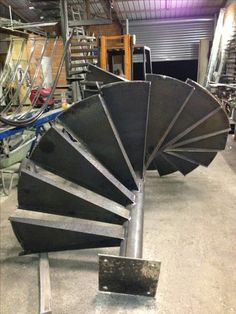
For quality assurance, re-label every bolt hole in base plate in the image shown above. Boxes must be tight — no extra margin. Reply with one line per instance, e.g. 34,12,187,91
98,254,161,297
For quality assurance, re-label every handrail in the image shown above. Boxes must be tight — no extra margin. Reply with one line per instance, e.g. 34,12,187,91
0,38,13,85
12,38,49,117
0,31,74,126
0,39,26,105
17,37,59,121
0,39,37,115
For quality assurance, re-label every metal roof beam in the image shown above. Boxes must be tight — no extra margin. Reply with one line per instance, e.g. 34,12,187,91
99,0,122,28
0,26,29,38
98,0,111,18
117,5,222,15
0,0,29,22
69,18,112,26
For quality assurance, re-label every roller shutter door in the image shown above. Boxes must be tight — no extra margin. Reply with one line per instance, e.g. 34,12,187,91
125,18,214,62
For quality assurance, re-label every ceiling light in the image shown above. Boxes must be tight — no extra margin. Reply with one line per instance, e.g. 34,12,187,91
29,6,35,9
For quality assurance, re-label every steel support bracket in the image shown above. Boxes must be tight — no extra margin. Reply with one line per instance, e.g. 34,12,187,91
98,254,161,297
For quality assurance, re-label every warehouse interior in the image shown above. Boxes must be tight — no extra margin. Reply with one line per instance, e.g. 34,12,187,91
0,0,236,313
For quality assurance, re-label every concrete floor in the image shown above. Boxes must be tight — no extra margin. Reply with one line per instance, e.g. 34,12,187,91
0,135,236,314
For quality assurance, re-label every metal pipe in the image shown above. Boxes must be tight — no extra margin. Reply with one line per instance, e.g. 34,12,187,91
0,39,13,85
119,220,128,256
12,38,49,117
0,39,37,115
60,0,69,43
60,0,70,78
9,5,13,30
0,33,73,126
0,40,26,104
204,9,225,88
18,37,59,120
123,179,144,259
125,19,129,34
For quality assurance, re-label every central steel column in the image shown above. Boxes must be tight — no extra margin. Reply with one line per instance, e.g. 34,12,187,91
99,178,160,297
120,179,144,258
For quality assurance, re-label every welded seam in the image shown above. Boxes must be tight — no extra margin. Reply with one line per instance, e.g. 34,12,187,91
146,86,195,168
168,128,230,149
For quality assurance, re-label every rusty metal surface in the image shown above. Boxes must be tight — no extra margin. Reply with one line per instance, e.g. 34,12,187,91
99,254,161,297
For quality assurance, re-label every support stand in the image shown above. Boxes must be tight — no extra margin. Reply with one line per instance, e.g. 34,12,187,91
39,253,52,314
98,179,161,297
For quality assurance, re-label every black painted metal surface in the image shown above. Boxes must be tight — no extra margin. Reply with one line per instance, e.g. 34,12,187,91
146,75,229,176
102,81,150,176
163,152,198,176
161,79,229,148
145,74,194,160
165,151,216,167
18,168,129,225
58,94,138,190
10,210,124,254
153,153,178,176
9,72,230,301
166,108,228,147
86,63,126,85
30,127,134,205
170,132,229,151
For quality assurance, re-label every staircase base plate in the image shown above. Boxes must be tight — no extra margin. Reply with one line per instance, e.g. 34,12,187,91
98,254,161,297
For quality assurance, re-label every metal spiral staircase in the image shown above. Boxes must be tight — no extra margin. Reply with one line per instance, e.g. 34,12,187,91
9,69,229,297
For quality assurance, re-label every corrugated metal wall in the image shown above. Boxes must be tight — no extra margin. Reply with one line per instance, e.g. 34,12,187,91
125,18,214,62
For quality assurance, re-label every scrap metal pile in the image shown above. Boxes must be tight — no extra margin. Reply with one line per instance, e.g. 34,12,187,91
9,65,229,297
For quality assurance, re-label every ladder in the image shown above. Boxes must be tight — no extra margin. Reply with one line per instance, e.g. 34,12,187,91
67,6,98,101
